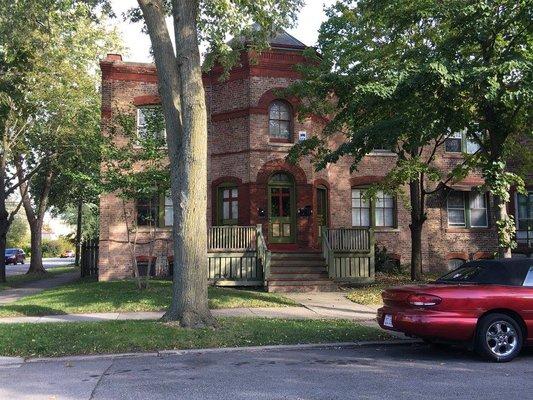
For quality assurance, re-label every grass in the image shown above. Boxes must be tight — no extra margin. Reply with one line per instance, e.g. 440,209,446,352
0,266,77,292
0,279,297,317
0,317,391,357
345,272,438,306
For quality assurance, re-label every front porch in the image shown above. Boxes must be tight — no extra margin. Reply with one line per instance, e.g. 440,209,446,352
208,225,375,292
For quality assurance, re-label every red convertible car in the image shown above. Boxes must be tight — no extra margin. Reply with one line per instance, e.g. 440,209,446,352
377,259,533,362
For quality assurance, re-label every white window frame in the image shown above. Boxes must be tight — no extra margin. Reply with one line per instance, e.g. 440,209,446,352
351,188,395,228
447,191,488,228
136,106,166,143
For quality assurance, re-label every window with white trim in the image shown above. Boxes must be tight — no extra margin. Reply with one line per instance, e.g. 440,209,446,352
136,106,166,144
351,189,395,228
447,191,488,228
445,130,480,154
269,100,292,140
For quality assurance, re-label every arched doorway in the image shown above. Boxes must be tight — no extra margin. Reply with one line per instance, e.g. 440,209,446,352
268,172,295,243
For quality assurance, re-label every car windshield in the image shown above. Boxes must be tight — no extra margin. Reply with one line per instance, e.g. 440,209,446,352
5,249,16,255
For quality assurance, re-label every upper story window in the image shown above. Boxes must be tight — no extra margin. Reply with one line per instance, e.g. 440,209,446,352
269,100,292,141
351,188,395,228
137,106,166,144
137,192,172,228
445,130,481,154
447,190,488,228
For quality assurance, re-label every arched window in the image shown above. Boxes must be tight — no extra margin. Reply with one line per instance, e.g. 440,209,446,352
269,100,292,140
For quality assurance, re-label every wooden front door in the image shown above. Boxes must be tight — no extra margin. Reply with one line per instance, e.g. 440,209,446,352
268,173,295,243
316,186,328,238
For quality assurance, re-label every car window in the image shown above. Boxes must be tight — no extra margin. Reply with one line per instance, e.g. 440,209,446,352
437,266,485,282
5,249,15,255
524,267,533,287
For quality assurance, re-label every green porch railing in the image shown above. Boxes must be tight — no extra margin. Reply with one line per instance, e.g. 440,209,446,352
322,227,375,284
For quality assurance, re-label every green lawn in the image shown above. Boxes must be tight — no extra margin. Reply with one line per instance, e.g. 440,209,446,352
0,279,297,317
345,273,438,306
0,266,77,292
0,318,391,357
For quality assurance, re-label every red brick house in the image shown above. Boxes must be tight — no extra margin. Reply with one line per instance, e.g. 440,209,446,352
98,31,530,289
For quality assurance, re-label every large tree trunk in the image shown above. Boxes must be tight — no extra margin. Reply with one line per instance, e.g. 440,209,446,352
409,178,426,281
495,195,512,258
75,199,83,266
138,0,214,327
27,219,46,274
16,159,52,275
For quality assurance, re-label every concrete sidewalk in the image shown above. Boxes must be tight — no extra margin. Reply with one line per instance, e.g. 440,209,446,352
0,271,79,305
0,304,377,324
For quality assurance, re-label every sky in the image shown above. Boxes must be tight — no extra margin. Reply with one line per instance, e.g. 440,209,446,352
109,0,337,63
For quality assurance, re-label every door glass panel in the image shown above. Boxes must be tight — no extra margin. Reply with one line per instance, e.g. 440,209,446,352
283,223,291,237
272,223,280,237
271,188,281,217
281,188,291,217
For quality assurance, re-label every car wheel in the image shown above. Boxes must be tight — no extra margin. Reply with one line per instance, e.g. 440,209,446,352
475,313,523,362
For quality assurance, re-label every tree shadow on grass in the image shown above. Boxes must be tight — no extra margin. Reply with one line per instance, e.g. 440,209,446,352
0,304,68,317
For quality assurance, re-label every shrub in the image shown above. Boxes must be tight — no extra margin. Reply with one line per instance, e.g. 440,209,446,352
375,245,403,274
41,237,74,258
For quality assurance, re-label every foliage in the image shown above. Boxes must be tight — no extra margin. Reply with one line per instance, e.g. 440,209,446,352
41,237,74,258
0,318,390,357
374,246,403,274
6,212,29,248
55,203,100,241
287,0,532,261
346,272,439,306
0,280,297,317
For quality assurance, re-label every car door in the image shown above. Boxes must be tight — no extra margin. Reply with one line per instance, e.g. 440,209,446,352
520,266,533,342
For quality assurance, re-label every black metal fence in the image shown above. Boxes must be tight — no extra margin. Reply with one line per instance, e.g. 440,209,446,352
80,238,99,278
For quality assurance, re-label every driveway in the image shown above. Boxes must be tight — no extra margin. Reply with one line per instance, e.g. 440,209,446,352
1,343,531,399
6,257,74,277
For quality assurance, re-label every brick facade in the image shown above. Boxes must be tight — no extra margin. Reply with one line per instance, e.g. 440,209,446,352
98,41,501,280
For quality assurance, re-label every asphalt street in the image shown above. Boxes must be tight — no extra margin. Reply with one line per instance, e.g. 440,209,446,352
5,257,74,277
1,343,531,400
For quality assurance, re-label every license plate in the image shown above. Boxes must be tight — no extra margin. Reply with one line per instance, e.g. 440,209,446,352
383,314,393,328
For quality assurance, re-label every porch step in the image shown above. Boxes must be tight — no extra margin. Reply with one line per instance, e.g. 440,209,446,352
267,251,337,293
270,259,327,267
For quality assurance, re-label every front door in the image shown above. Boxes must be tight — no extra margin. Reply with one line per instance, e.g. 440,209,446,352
316,186,328,238
268,173,295,243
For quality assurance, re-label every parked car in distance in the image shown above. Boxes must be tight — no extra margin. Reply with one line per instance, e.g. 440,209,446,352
5,248,26,265
377,259,533,362
60,250,75,258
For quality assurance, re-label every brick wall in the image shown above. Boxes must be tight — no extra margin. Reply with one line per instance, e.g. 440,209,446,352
98,49,499,280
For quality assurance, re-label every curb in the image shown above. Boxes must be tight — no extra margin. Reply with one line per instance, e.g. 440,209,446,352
17,339,421,364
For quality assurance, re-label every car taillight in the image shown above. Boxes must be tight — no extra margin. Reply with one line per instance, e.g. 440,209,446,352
408,293,442,307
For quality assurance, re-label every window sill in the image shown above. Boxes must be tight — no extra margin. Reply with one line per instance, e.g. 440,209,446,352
443,152,464,159
445,227,493,233
269,141,294,147
367,151,397,157
374,227,400,233
137,226,173,232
